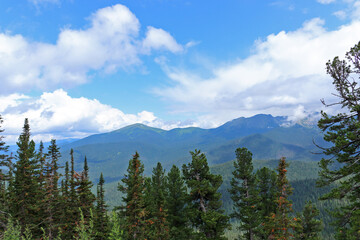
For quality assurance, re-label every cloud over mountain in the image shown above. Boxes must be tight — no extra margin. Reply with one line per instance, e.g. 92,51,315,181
154,18,360,123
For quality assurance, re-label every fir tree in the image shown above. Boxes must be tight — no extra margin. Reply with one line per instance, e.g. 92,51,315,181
182,149,230,239
294,201,323,240
165,165,192,240
317,41,360,239
65,149,81,239
146,162,169,240
11,118,41,233
77,157,95,223
118,152,147,240
266,157,296,240
43,139,62,239
255,167,277,239
229,147,260,240
94,173,109,240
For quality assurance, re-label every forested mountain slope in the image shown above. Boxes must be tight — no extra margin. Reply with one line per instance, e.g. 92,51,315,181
59,114,326,182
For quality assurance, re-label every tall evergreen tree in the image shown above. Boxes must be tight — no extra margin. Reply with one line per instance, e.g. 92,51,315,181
11,118,41,233
118,152,147,240
77,157,95,222
94,173,109,240
266,157,296,240
317,41,360,239
229,147,260,240
43,139,62,239
294,201,323,240
64,149,81,239
182,149,230,240
255,167,277,239
146,162,169,240
165,165,192,240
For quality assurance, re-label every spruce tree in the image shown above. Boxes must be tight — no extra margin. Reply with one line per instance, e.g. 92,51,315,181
94,173,109,240
166,165,192,240
266,157,296,239
43,139,62,239
229,147,260,240
294,201,323,240
11,118,41,233
182,149,230,239
255,167,277,239
146,162,169,240
77,157,95,222
65,149,81,239
317,41,360,239
118,152,147,240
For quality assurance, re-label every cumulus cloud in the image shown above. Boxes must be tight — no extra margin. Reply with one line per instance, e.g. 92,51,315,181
154,18,360,124
0,4,183,94
142,26,183,53
0,89,193,144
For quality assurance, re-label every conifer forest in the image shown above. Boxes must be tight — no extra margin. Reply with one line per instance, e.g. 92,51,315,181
0,42,360,239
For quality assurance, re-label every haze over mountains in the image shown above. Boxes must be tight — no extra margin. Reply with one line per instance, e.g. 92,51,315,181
55,114,326,182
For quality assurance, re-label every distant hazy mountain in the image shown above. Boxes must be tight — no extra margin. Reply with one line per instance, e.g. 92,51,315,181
57,114,326,182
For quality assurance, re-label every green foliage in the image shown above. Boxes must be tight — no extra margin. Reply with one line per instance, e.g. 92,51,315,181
294,201,323,240
145,162,169,240
94,172,109,240
78,157,96,221
317,41,360,239
117,152,147,240
108,212,124,240
228,147,260,240
74,208,95,240
165,165,192,239
254,167,277,239
183,149,230,239
42,139,62,238
11,118,41,233
2,219,21,240
265,157,297,239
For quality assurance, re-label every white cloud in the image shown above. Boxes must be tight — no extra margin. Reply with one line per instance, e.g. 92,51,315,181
333,10,347,20
317,0,336,4
0,89,192,144
143,26,183,53
154,18,360,124
0,4,183,94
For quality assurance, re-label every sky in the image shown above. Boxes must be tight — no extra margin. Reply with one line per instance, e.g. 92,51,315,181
1,0,360,143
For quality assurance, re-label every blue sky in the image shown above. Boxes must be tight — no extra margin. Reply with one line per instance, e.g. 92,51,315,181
1,0,360,143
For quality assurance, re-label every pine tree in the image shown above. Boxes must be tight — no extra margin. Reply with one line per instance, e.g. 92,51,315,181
317,41,360,239
94,173,109,240
266,157,296,240
77,157,95,223
65,149,81,239
60,161,71,236
182,149,230,239
118,152,147,240
255,167,277,239
294,201,323,240
146,162,169,240
11,118,41,233
43,139,62,239
229,147,260,240
165,165,192,240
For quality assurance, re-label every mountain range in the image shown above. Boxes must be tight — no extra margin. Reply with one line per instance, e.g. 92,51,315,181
57,114,326,183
